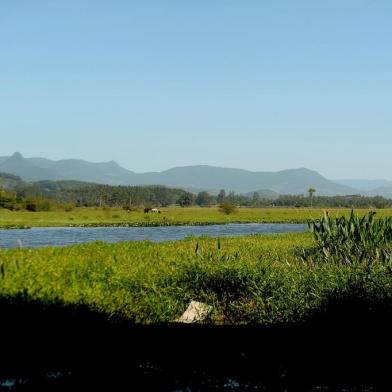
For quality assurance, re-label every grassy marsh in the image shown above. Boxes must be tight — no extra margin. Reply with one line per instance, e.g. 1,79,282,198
1,206,392,228
1,231,391,324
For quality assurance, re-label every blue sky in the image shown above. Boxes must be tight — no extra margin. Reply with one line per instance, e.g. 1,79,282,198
1,0,391,179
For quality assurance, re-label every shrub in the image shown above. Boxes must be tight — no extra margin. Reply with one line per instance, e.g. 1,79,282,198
25,201,38,212
24,198,54,212
62,203,74,212
219,204,238,215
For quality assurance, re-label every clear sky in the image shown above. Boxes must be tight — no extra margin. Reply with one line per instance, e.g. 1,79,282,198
1,0,391,179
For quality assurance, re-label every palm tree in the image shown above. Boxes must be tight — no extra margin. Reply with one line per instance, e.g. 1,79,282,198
308,188,316,207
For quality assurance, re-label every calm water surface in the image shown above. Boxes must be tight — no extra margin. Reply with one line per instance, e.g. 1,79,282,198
0,223,307,248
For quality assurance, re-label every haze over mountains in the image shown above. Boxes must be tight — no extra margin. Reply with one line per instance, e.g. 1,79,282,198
333,179,392,194
0,153,391,197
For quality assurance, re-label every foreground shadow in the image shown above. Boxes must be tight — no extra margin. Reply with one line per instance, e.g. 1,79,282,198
0,296,391,391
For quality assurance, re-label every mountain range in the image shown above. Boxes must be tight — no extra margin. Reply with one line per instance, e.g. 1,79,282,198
0,152,391,197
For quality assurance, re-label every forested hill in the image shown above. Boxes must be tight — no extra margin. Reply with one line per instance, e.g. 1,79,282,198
0,152,358,196
0,173,193,208
0,172,23,189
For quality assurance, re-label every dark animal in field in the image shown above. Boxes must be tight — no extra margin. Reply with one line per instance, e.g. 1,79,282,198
144,208,161,213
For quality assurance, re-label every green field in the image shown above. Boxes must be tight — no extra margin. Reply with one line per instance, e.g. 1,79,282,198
1,206,392,228
1,231,391,324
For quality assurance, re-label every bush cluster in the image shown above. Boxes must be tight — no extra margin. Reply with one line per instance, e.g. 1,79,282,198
0,188,74,212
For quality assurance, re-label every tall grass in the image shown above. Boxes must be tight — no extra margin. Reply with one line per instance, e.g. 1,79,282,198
306,210,392,263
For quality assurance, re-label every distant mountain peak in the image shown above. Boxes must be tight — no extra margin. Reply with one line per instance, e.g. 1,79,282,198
4,152,29,166
9,152,24,160
105,160,122,168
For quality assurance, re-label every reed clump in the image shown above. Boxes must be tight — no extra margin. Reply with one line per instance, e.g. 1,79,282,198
304,210,392,263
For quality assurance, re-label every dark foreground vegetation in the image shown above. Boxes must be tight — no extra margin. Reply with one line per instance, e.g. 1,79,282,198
1,296,391,391
0,212,392,389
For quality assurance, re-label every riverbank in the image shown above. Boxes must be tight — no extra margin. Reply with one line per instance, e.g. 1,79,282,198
1,206,392,228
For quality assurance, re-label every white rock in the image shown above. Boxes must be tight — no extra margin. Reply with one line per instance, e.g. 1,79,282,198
176,301,213,324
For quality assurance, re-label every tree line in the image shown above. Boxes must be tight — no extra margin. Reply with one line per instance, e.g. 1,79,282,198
0,187,71,212
193,189,392,209
1,172,392,210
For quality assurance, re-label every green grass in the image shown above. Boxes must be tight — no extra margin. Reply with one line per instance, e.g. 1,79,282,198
2,206,392,228
1,232,392,324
